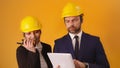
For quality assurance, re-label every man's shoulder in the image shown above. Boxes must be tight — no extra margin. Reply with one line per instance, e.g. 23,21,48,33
82,32,100,41
83,32,99,38
55,34,69,41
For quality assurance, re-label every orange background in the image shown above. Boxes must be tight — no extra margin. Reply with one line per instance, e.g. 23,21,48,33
0,0,120,68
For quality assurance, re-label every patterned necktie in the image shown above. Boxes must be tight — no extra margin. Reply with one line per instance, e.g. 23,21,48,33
74,35,79,60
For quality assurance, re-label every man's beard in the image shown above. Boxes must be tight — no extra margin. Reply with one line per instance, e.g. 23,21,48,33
68,25,80,34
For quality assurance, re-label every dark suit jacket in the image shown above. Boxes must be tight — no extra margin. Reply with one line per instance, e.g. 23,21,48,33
53,32,110,68
16,42,52,68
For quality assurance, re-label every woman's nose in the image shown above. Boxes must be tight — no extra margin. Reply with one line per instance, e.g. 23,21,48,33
31,32,35,39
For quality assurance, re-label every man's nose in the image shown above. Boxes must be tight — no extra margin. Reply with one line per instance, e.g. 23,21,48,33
69,21,74,26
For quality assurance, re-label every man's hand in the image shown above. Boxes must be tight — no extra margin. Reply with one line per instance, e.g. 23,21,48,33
73,59,86,68
23,39,36,53
55,65,60,68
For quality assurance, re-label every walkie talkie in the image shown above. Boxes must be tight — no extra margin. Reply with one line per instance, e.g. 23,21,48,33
17,39,24,44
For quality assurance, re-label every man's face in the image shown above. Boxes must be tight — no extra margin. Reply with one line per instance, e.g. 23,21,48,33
24,30,41,44
64,16,82,34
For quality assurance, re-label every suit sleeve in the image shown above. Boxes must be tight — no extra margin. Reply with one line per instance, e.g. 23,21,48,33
53,40,57,52
53,40,60,53
16,46,40,68
88,38,110,68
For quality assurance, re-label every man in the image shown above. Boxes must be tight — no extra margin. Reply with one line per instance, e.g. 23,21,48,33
16,16,52,68
53,3,110,68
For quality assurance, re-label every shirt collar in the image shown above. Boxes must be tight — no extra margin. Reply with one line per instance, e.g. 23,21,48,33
69,30,83,40
35,42,42,49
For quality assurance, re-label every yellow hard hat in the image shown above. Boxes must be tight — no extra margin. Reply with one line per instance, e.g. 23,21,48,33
20,16,42,33
62,2,83,18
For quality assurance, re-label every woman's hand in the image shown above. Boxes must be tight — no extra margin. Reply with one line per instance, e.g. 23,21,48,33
23,39,36,53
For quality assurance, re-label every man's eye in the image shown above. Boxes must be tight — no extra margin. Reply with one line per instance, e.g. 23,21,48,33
73,19,78,22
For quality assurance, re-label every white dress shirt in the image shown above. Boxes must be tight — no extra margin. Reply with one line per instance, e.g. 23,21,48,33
69,31,89,68
69,30,83,50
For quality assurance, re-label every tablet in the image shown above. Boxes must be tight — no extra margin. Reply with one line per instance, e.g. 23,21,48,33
47,53,75,68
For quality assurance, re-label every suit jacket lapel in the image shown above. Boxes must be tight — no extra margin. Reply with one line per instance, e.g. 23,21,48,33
78,32,87,60
65,34,76,58
80,32,86,49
